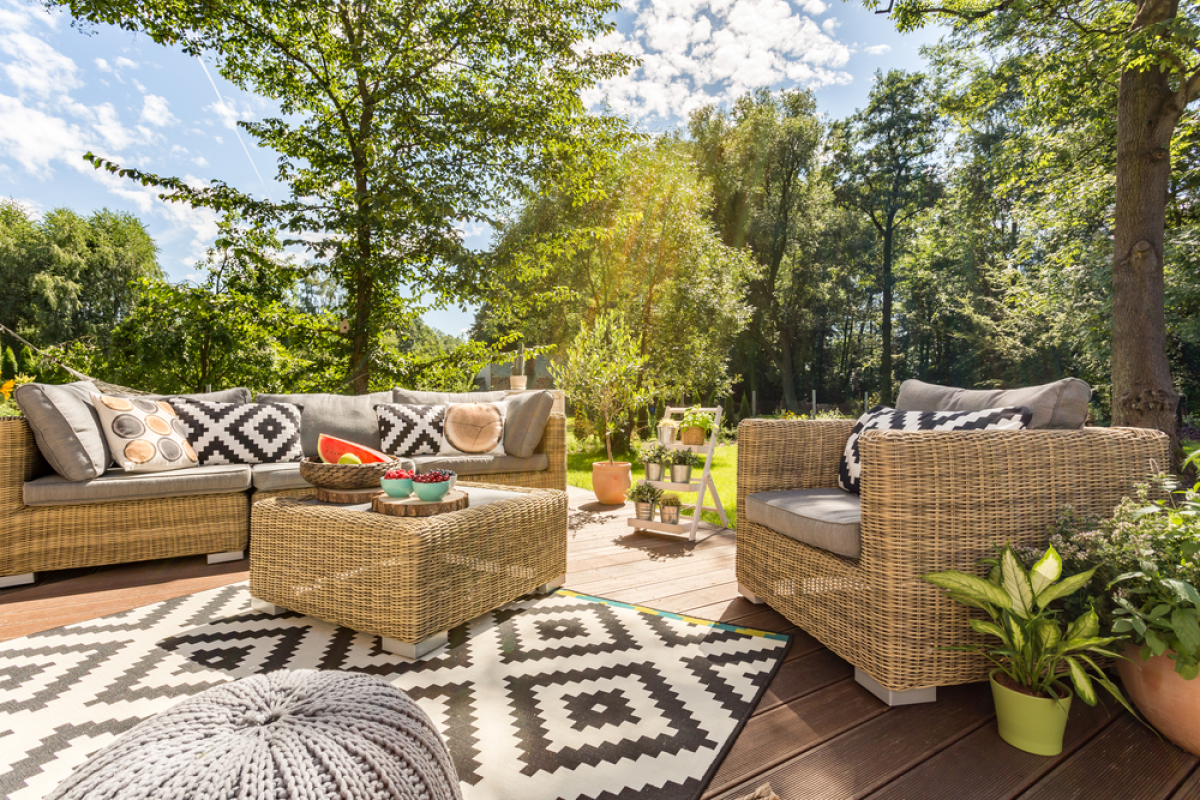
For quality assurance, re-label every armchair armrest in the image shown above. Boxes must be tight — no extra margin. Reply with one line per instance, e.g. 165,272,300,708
736,419,854,512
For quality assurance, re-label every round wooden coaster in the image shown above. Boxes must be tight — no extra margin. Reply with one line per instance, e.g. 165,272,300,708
372,490,469,517
316,486,386,504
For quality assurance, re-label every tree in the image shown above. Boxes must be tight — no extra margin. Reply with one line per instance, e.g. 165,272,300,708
689,89,825,411
828,70,941,402
871,0,1200,446
550,311,654,464
54,0,637,393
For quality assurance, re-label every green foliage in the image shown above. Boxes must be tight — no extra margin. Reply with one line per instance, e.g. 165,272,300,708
924,545,1133,710
637,443,671,465
1,347,16,382
678,407,716,433
550,311,655,464
0,201,161,352
0,375,34,418
17,347,38,379
627,483,663,504
1045,474,1200,679
666,449,703,468
659,492,683,507
54,0,636,393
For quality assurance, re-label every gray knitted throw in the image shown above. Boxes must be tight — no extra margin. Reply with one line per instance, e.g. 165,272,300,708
48,670,462,800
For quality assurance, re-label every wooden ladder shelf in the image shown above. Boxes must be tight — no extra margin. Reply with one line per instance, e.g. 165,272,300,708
627,406,729,542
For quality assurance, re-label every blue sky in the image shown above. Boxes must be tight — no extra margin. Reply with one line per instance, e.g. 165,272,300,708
0,0,940,335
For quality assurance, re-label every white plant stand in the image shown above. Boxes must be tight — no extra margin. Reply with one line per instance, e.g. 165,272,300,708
627,406,729,542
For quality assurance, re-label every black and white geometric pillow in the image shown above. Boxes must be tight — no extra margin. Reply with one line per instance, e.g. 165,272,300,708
376,403,445,457
838,405,1033,494
170,400,303,466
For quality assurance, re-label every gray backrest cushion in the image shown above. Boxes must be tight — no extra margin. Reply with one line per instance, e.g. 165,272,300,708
257,391,393,457
149,388,251,404
13,381,112,481
393,388,508,405
894,377,1092,429
502,391,554,458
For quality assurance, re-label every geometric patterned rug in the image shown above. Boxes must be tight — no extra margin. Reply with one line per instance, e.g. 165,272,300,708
0,583,790,800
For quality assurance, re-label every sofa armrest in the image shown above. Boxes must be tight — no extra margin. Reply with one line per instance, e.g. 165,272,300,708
736,419,854,513
857,426,1170,575
0,418,50,512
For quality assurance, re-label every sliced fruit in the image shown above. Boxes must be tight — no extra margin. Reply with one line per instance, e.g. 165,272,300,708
338,453,362,465
317,434,390,464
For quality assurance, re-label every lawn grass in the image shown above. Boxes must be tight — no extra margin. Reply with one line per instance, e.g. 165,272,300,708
566,428,739,528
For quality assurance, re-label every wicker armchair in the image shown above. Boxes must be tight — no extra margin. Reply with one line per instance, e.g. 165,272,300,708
735,418,1169,700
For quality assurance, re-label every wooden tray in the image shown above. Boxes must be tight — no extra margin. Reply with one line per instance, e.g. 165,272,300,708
372,490,469,517
316,486,386,504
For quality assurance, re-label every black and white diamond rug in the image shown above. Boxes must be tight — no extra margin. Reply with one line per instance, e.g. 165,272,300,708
0,583,789,800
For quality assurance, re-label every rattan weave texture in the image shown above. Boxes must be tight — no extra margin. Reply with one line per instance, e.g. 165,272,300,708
0,419,247,578
735,419,1169,692
298,456,401,489
250,482,568,644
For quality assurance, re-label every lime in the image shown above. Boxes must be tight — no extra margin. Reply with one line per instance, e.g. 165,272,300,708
338,453,363,465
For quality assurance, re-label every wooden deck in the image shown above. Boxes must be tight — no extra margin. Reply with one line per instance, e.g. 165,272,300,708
3,488,1199,799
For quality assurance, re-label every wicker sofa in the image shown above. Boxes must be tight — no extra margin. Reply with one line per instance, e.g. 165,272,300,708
0,395,566,586
735,418,1169,703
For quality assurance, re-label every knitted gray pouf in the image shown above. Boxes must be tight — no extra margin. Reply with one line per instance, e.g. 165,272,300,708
48,670,462,800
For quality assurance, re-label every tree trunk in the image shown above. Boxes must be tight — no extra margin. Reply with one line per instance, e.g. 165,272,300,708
1110,58,1179,453
779,334,800,412
880,220,895,403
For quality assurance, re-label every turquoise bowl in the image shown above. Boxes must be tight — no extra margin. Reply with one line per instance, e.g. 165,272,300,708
414,480,450,502
380,478,414,498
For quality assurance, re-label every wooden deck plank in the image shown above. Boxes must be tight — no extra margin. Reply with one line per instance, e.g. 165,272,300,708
864,695,1119,800
751,648,854,714
568,552,737,594
710,683,995,800
1018,714,1196,800
1170,768,1200,800
703,679,889,799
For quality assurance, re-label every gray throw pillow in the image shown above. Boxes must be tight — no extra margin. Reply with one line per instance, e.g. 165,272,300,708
149,388,252,405
502,390,554,458
14,381,112,481
258,391,393,457
393,388,508,405
894,378,1092,429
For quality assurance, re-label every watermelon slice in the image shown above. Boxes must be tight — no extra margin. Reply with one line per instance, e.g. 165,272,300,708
317,434,391,464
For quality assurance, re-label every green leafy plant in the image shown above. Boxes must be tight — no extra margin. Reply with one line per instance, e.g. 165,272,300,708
0,374,33,418
627,483,663,503
1041,467,1200,680
667,450,703,468
638,443,671,465
659,492,683,507
551,311,655,464
924,545,1134,711
678,407,716,433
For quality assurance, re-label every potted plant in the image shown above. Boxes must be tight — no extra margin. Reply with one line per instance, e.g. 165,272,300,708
657,418,678,446
1047,475,1200,755
510,342,527,391
659,492,683,525
628,482,662,521
678,407,715,446
924,545,1134,756
550,312,654,505
638,443,670,482
669,450,702,484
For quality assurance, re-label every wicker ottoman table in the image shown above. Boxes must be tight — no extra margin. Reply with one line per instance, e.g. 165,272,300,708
249,482,568,660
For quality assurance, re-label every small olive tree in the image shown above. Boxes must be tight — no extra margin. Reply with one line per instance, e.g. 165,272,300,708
551,311,654,464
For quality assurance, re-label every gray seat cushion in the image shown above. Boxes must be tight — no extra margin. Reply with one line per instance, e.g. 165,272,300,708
744,488,862,559
24,464,252,506
894,378,1091,429
250,458,415,492
411,453,549,477
257,391,393,458
14,381,112,481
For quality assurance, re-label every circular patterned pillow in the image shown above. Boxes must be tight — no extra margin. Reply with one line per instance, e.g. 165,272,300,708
442,402,505,455
91,393,198,473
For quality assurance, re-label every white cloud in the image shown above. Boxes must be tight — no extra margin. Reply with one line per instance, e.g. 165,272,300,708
589,0,851,124
192,156,208,167
114,56,137,71
94,56,110,72
0,29,80,94
140,94,177,127
205,99,253,131
864,44,891,55
0,94,87,174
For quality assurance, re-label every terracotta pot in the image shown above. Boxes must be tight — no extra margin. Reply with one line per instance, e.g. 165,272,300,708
592,461,632,505
1118,645,1200,756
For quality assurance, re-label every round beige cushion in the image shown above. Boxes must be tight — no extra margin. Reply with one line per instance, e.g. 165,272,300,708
443,403,503,454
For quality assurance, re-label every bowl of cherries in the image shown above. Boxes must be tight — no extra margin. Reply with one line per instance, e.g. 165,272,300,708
413,469,455,502
381,468,415,498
